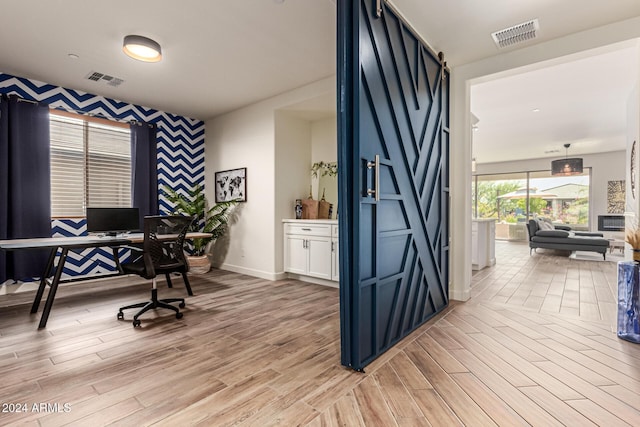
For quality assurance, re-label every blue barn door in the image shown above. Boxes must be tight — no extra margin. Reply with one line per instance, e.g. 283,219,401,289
338,0,450,371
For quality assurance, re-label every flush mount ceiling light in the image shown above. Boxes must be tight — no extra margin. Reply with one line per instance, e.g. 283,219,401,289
123,35,162,62
551,143,583,176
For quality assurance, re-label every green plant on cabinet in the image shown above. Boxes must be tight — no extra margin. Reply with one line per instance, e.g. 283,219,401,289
311,161,337,178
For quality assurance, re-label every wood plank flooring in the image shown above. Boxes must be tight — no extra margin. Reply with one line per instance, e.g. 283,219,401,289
0,242,639,426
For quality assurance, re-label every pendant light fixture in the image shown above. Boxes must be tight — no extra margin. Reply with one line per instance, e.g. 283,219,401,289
551,143,583,176
123,35,162,62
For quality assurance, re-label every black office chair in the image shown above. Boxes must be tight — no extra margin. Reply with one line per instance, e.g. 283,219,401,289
117,215,194,327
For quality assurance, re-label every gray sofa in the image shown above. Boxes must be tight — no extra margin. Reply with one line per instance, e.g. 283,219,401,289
526,219,610,259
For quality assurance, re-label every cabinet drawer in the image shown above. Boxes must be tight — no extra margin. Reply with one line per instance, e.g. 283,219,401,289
285,223,332,237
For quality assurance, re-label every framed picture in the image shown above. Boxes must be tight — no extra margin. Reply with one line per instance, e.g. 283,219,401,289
215,167,247,202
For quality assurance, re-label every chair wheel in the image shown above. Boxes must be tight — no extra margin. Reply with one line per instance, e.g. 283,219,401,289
117,312,124,320
176,312,183,319
133,319,141,327
179,302,186,308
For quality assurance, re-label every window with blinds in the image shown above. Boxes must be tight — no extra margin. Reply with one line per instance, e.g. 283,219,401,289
50,111,131,218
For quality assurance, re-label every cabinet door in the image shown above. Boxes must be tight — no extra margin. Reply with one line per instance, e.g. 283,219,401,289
307,236,332,280
284,235,307,275
331,238,339,281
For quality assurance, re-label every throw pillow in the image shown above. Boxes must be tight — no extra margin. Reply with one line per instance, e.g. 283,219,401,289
536,218,554,231
543,220,555,230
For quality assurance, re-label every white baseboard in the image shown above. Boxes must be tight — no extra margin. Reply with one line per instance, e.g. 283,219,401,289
449,284,470,302
218,264,338,288
218,263,285,281
284,273,339,288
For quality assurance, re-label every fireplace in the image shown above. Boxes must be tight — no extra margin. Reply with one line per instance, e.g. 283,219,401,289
597,215,625,232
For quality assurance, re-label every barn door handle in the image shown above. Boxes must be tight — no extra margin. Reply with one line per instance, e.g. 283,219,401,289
366,154,380,201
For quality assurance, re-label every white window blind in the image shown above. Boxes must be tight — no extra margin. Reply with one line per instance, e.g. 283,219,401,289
50,112,131,218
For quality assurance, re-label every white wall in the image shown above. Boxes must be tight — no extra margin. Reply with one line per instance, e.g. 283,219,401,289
205,77,334,280
475,150,626,236
311,117,338,200
451,18,640,302
311,117,337,163
205,100,277,278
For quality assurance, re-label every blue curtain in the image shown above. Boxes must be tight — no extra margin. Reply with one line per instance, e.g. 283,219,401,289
131,122,158,228
0,95,51,283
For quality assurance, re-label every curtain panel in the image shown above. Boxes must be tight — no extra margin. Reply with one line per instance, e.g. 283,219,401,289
130,122,158,228
0,96,51,283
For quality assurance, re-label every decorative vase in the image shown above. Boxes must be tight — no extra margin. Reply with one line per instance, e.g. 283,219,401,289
295,199,303,219
187,254,211,274
617,261,640,343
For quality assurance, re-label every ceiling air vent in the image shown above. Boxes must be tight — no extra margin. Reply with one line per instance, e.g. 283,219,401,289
84,71,124,87
492,19,539,49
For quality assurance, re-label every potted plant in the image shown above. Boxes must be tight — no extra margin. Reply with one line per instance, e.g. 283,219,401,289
311,161,338,179
163,185,238,274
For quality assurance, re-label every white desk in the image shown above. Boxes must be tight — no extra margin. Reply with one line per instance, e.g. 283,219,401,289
0,232,210,328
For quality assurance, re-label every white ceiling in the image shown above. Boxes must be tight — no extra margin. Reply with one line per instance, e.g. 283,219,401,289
0,0,337,121
1,0,640,163
471,44,639,164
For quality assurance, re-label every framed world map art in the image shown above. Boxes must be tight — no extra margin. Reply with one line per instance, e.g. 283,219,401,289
215,167,247,202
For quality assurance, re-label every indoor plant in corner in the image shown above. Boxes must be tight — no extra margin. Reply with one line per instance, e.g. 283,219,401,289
163,185,238,274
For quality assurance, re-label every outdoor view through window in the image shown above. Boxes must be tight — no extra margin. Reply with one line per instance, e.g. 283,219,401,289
472,169,590,241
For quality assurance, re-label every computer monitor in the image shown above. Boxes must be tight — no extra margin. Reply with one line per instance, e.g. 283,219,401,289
86,207,140,236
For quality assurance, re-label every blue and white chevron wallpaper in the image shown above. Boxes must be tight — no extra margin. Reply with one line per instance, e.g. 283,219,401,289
0,72,205,279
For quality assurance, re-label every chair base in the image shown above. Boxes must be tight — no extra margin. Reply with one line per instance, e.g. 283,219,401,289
165,272,193,296
118,288,185,327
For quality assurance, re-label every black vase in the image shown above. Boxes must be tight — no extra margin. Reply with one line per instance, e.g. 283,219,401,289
295,199,303,219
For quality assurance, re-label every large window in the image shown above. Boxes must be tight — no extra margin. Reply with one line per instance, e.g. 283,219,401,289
50,111,131,218
472,168,591,240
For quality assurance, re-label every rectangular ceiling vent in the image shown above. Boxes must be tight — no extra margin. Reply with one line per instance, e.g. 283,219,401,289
492,19,539,49
84,71,124,87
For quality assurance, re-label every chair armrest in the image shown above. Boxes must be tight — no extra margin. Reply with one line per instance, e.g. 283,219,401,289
554,225,572,231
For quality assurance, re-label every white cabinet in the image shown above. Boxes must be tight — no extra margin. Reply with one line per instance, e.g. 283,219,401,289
472,219,496,270
283,219,338,283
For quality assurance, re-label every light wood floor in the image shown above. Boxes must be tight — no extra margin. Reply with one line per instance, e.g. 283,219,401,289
0,242,639,426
